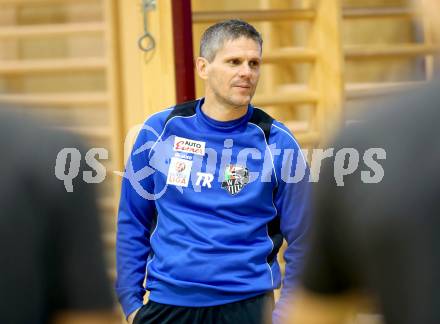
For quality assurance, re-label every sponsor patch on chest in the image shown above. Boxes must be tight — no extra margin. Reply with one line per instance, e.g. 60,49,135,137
173,136,205,156
166,157,193,187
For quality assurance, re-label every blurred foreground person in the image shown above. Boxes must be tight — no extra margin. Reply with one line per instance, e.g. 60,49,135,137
0,108,114,324
287,2,440,323
286,66,440,322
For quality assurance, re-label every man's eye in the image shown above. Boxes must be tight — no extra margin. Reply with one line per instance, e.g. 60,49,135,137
249,61,260,68
229,59,240,65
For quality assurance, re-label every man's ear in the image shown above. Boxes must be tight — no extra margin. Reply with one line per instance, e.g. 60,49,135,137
195,57,209,80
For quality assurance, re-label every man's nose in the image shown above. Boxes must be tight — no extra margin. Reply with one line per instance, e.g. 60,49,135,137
238,63,252,77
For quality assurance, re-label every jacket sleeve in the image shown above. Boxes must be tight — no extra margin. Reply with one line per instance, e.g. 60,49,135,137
115,122,159,318
271,124,311,324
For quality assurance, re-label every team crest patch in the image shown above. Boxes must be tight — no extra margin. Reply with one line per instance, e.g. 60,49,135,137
221,164,249,195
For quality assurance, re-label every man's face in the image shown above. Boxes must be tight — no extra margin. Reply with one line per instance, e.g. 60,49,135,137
199,37,261,109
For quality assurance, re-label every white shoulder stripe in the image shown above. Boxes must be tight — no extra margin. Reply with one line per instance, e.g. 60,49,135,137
248,122,278,187
271,124,308,166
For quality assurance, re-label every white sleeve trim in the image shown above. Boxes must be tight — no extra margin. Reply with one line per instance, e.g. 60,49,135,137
271,124,308,166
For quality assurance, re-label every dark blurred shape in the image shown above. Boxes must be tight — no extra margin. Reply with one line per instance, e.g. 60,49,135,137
297,78,440,324
0,108,113,324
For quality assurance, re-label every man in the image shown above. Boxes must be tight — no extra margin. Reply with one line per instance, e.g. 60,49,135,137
116,19,310,324
287,1,440,323
0,108,114,324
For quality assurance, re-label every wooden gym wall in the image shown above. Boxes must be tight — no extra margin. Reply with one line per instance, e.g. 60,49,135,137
192,0,439,152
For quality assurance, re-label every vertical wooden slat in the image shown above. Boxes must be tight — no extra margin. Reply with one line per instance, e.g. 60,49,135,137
100,4,124,323
139,0,176,117
421,0,435,80
258,0,285,122
310,0,344,141
116,0,144,133
102,0,123,199
259,0,279,96
115,0,178,164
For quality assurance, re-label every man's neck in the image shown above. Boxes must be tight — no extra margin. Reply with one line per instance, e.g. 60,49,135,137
201,95,248,122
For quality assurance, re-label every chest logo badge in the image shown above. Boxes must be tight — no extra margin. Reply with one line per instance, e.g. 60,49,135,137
221,164,249,195
166,157,193,187
173,136,206,156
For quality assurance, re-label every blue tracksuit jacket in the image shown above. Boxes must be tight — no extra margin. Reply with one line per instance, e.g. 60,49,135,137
116,98,310,322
